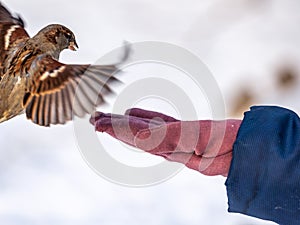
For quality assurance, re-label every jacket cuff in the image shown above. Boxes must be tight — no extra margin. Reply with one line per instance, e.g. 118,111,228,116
225,106,300,225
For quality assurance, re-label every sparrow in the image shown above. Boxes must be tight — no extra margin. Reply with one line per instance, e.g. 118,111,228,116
0,3,127,126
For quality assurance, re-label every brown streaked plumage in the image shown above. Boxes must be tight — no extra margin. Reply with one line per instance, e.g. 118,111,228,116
0,3,127,126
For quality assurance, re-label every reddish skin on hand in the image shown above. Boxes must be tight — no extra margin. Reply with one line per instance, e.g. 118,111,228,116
90,108,241,176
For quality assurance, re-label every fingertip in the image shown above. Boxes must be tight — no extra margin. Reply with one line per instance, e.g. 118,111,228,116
90,111,105,125
94,122,102,132
125,108,140,116
94,119,107,132
90,116,96,125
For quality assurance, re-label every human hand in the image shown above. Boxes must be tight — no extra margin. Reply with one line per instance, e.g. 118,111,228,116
90,108,241,176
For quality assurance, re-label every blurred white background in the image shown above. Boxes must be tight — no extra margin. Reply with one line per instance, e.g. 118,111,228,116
1,0,300,224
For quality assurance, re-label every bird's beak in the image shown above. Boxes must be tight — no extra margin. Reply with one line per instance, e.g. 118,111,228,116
68,40,79,51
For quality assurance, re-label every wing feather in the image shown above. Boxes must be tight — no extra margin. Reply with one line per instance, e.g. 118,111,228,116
37,95,45,125
24,56,121,126
43,95,51,126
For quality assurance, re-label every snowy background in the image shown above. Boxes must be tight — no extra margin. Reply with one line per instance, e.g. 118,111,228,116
1,0,300,224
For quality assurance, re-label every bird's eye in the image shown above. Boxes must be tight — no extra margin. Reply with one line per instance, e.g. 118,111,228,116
66,33,72,40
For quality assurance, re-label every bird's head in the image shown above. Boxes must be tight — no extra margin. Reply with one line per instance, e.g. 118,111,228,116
34,24,78,57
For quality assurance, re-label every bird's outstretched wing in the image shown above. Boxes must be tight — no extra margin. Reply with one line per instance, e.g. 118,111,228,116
23,55,121,126
0,3,29,72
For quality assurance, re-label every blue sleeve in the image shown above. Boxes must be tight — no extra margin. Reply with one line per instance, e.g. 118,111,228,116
225,106,300,225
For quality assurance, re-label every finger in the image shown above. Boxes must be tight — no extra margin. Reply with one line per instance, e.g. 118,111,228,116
91,111,131,123
95,115,150,133
91,111,137,127
90,111,105,125
95,117,136,147
94,117,117,133
94,114,153,146
90,111,166,127
125,108,178,122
